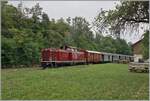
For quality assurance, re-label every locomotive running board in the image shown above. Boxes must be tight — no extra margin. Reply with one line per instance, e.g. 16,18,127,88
41,60,86,63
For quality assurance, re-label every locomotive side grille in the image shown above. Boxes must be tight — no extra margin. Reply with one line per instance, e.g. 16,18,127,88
49,50,52,61
51,49,57,61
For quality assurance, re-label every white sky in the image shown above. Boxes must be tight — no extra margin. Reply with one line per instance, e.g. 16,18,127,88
8,1,145,44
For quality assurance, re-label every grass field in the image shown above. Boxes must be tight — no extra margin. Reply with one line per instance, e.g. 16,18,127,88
1,63,149,100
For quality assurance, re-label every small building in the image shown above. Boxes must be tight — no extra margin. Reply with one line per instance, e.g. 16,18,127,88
132,39,143,62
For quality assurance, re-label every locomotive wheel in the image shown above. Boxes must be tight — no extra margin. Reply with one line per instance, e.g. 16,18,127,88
54,63,58,67
86,62,89,65
42,64,47,69
58,63,62,67
50,63,54,68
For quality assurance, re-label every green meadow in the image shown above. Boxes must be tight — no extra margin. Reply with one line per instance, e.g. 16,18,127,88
1,63,149,100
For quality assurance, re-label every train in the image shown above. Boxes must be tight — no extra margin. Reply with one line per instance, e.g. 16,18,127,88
41,46,134,69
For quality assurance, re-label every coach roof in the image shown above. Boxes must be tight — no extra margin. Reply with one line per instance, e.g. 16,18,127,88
86,50,101,54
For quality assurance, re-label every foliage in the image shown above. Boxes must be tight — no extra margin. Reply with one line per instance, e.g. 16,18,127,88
94,35,132,54
94,1,149,37
1,2,132,67
70,17,96,50
142,31,149,59
2,64,149,99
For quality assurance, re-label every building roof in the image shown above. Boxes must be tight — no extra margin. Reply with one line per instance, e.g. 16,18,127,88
132,39,143,47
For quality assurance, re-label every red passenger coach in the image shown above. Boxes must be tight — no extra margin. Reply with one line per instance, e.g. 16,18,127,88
85,50,102,64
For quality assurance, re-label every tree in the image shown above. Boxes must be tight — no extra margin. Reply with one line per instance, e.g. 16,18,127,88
41,12,50,29
1,2,133,68
2,36,17,67
30,3,42,16
115,38,132,55
94,1,149,37
55,18,70,37
70,17,96,50
142,31,149,59
100,36,116,53
1,1,19,37
1,2,44,67
66,17,71,25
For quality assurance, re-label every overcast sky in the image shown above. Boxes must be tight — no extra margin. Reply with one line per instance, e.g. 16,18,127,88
8,1,145,44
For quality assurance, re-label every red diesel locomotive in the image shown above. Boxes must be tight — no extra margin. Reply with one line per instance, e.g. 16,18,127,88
41,46,102,68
